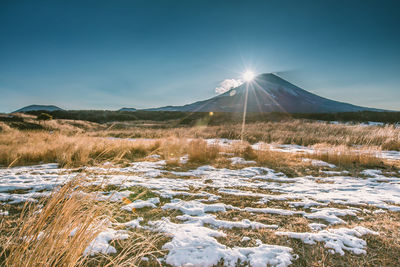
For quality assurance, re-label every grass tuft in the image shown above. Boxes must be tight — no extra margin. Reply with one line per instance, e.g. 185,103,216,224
187,139,219,163
1,178,107,267
311,145,384,169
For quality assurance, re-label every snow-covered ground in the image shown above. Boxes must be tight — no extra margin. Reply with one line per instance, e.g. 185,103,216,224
0,164,75,204
1,140,399,266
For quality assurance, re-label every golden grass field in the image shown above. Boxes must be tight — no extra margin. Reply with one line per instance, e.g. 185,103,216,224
1,118,400,266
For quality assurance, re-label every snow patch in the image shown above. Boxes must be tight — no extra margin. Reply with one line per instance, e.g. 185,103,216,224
308,223,327,231
162,200,227,216
276,226,378,256
229,157,256,165
0,210,9,216
302,158,336,168
149,218,293,267
121,197,160,211
305,208,359,225
177,214,278,230
244,207,304,216
241,236,251,242
84,228,129,256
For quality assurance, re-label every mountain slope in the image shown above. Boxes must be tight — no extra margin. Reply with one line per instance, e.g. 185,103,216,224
14,105,64,113
148,73,383,113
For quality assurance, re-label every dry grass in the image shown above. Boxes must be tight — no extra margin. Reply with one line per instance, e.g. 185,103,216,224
159,138,187,166
41,119,105,133
227,143,320,176
311,144,385,169
0,126,398,174
187,139,219,163
0,179,164,267
2,118,399,168
0,122,13,132
381,139,400,151
0,179,107,267
2,119,400,266
3,118,400,150
0,123,399,266
212,191,400,267
0,130,160,167
96,120,400,150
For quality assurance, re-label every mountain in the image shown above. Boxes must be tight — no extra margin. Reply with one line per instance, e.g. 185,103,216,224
148,73,383,113
118,107,137,112
14,105,64,113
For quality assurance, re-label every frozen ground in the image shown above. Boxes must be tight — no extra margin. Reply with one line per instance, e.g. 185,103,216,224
0,164,75,204
1,140,400,266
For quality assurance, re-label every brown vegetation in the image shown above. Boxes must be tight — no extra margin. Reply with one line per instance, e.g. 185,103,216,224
311,144,385,169
1,118,399,266
98,120,400,150
1,121,398,171
0,130,159,167
1,179,106,267
0,179,163,267
187,139,219,163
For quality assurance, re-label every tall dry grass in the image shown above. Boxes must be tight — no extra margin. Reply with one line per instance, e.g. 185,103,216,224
153,138,220,164
1,179,106,267
227,142,397,173
42,119,105,133
158,138,188,165
0,130,160,167
0,179,163,267
311,144,384,168
187,139,219,163
1,120,398,170
97,120,400,150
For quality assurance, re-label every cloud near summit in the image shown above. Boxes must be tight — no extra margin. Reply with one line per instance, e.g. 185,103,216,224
215,79,243,94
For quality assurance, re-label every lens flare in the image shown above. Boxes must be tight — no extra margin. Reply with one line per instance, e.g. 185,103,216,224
242,71,255,82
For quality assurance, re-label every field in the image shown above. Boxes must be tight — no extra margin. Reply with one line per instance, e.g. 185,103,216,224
1,117,400,266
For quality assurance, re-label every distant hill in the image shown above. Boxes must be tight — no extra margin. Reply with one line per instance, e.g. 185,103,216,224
118,107,137,112
147,73,385,113
13,105,64,113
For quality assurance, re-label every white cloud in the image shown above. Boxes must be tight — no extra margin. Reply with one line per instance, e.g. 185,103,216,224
215,79,243,94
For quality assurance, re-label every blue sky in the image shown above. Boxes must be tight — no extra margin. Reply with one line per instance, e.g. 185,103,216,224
1,0,399,112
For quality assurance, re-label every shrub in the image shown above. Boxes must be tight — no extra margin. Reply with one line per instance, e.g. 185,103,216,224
37,113,53,121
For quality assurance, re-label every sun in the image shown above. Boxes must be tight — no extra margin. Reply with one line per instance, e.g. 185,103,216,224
242,70,255,82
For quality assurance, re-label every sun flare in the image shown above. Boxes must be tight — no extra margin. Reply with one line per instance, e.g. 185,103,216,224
242,70,255,82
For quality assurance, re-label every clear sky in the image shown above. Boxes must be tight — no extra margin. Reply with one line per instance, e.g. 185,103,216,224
1,0,399,112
